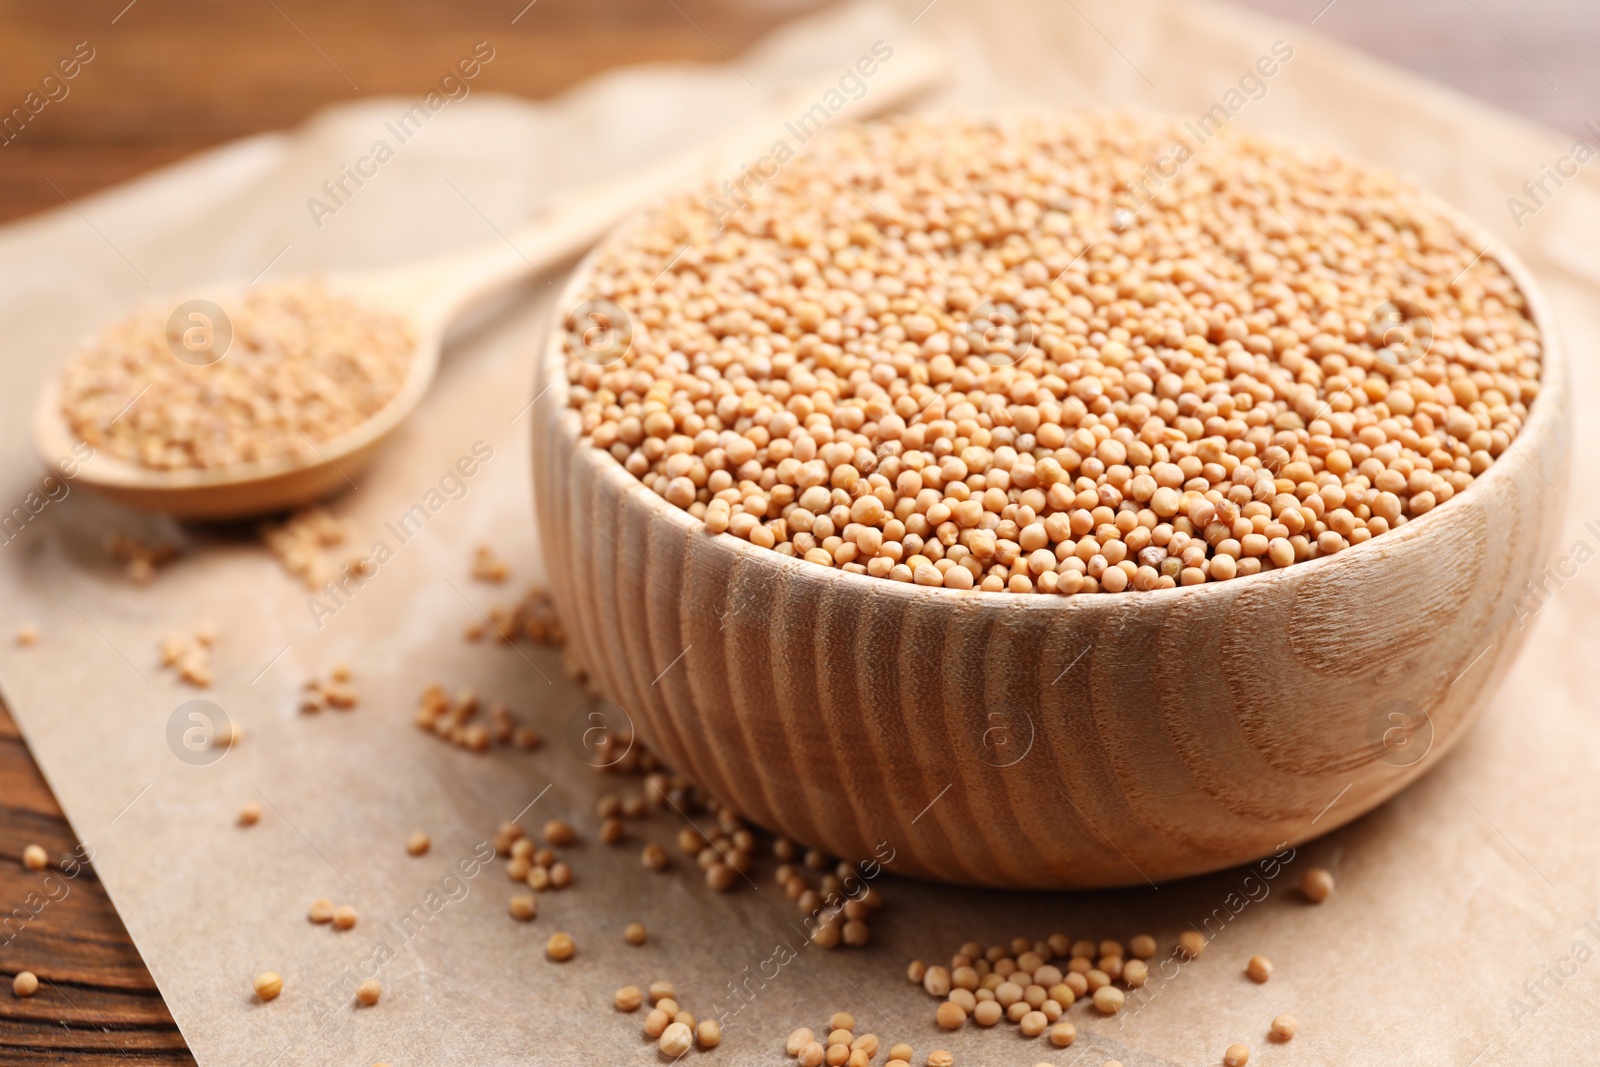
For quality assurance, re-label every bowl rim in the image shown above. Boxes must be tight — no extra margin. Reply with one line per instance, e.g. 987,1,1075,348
536,143,1567,615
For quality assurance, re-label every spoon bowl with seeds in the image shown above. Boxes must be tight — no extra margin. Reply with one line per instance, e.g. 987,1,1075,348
31,45,946,521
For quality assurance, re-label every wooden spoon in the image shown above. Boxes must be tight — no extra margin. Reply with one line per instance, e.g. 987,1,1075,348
33,42,945,520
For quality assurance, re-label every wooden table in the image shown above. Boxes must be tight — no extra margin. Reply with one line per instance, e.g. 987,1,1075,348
0,0,1588,1060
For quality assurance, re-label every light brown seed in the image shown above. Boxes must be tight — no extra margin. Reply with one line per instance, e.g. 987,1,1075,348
1177,931,1207,959
625,922,647,945
405,831,430,856
21,845,47,871
642,843,669,871
543,820,576,847
13,971,39,997
659,1021,693,1057
355,979,380,1006
1269,1014,1297,1042
927,1052,954,1067
1224,1043,1250,1067
545,932,575,961
798,1041,825,1067
830,1011,856,1032
1048,1021,1076,1047
1301,867,1335,903
786,1027,816,1055
509,894,538,921
1092,987,1125,1015
935,1001,966,1029
1246,955,1273,983
644,1008,671,1039
332,905,357,930
649,980,676,1004
600,817,625,844
237,802,261,827
888,1044,914,1063
1128,934,1157,959
1020,1010,1049,1037
615,985,643,1012
254,972,283,1001
308,898,333,924
697,1018,723,1048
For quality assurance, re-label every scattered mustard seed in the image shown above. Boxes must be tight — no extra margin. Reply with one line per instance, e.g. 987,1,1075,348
1049,1021,1076,1047
625,922,648,945
1224,1043,1250,1067
798,1041,825,1067
927,1052,954,1067
697,1019,723,1048
546,932,575,961
888,1044,913,1062
649,980,675,1003
1301,867,1335,903
355,979,380,1006
21,845,47,871
615,985,643,1012
333,905,357,931
1246,955,1273,983
238,802,261,827
601,817,626,844
787,1027,816,1055
644,1008,671,1039
406,831,430,856
13,971,39,997
308,899,333,924
1128,935,1157,960
1269,1014,1297,1042
544,820,576,847
15,623,38,647
509,895,538,922
935,1001,966,1029
254,972,283,1002
1178,931,1207,959
642,843,669,871
1092,987,1125,1015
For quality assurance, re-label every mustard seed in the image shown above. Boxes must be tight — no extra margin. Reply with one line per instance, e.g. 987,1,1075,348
333,905,357,930
843,920,870,946
1224,1043,1250,1067
355,979,380,1006
1302,867,1335,902
972,1000,1002,1026
786,1027,816,1055
698,1019,723,1048
625,922,647,945
642,844,669,871
1049,1022,1076,1048
601,818,625,844
851,1034,878,1056
549,861,572,889
1178,931,1207,959
544,820,576,847
907,960,927,984
923,966,952,997
308,899,333,924
21,845,46,871
254,972,283,1001
1122,960,1149,988
13,971,39,997
615,986,643,1012
1128,935,1157,960
706,862,737,891
656,997,681,1016
798,1041,826,1067
649,981,676,1003
659,1021,693,1057
927,1052,954,1067
1270,1014,1297,1042
509,894,538,921
526,865,551,891
888,1043,913,1062
827,1027,852,1046
406,831,430,856
644,1008,671,1038
567,115,1542,598
935,1001,966,1029
1092,987,1125,1015
545,932,574,961
15,623,38,647
238,803,261,827
1246,955,1273,983
1020,1010,1049,1037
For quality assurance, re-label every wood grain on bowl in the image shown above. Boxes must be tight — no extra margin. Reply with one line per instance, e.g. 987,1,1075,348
532,210,1569,890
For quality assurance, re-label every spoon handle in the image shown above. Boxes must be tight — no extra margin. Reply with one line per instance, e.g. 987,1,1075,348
346,39,946,329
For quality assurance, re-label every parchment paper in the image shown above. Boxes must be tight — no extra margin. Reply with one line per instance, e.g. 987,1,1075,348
3,1,1599,1064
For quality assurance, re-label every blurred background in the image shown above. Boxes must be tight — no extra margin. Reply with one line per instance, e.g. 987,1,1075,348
2,0,1594,224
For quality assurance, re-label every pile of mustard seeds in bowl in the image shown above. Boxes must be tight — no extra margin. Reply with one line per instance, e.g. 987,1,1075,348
562,113,1543,595
58,279,415,471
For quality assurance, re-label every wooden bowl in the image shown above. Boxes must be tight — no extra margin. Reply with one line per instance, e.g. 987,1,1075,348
531,213,1570,890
